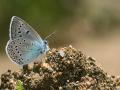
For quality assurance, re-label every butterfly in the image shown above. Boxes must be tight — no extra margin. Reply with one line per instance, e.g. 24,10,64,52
6,16,50,66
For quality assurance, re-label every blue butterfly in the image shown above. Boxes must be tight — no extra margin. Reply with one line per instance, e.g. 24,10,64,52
6,16,49,66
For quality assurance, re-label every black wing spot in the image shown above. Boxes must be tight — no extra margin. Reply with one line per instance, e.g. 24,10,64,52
18,31,21,33
40,51,43,54
19,42,22,44
17,51,19,53
20,25,22,27
20,54,22,56
19,35,22,37
23,40,26,42
26,31,30,34
19,61,23,65
13,57,15,59
12,59,15,61
12,41,15,44
18,28,20,30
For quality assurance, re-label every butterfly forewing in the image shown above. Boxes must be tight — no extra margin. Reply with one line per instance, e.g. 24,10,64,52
9,16,43,43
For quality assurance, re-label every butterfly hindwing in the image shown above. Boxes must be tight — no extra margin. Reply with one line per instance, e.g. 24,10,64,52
6,38,45,65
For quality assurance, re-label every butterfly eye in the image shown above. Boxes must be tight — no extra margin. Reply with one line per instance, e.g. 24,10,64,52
44,40,48,44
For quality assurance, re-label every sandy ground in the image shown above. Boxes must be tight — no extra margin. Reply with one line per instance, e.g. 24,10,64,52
0,56,19,75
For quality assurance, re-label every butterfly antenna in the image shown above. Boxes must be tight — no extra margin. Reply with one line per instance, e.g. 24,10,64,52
44,31,56,40
49,34,57,45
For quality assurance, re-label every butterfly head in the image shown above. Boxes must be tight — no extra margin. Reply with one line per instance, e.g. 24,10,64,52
43,40,49,52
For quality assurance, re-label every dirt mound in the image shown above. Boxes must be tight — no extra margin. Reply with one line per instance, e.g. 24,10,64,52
0,46,120,90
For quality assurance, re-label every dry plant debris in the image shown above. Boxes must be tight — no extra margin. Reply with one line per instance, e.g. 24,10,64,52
0,45,120,90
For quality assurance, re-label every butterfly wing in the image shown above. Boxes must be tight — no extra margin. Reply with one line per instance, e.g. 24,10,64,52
9,16,43,43
6,38,45,66
6,16,49,66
